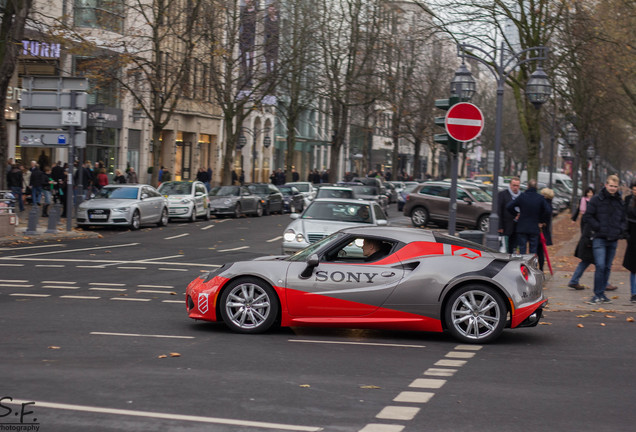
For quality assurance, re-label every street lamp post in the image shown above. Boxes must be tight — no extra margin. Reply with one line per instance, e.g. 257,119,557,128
456,43,551,250
240,126,271,183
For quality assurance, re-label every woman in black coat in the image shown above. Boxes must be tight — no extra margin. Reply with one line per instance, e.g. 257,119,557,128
537,188,554,272
622,182,636,302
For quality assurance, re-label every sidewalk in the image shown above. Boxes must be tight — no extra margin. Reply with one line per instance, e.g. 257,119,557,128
542,211,635,313
0,206,100,247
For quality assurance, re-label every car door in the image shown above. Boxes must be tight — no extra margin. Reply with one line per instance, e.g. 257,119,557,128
426,185,450,221
140,186,161,222
239,186,256,212
269,185,283,212
455,187,476,225
194,183,207,215
284,237,404,317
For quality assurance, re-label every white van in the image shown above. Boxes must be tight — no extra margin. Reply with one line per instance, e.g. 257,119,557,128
520,171,575,194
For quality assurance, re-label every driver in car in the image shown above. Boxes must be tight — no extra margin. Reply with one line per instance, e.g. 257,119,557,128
362,238,385,262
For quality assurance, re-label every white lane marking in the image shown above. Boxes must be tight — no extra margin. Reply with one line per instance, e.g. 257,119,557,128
138,284,174,288
2,243,139,258
409,378,446,389
359,424,405,432
136,290,176,294
201,224,215,230
89,282,125,286
77,265,106,269
217,246,249,252
376,406,420,421
2,399,322,431
60,295,100,300
434,359,466,367
90,332,194,339
43,285,80,290
110,298,151,302
393,392,434,403
42,281,76,284
162,300,183,304
0,244,65,251
117,267,147,270
164,233,190,240
424,368,457,377
9,293,49,297
159,268,189,272
90,288,126,292
36,265,65,268
0,284,34,288
455,344,482,351
0,264,24,266
266,236,282,243
446,351,475,359
3,257,220,268
0,279,28,283
289,339,426,349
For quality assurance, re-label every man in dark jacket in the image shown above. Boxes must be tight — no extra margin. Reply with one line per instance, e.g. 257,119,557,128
498,176,521,253
6,164,25,212
506,179,552,254
582,174,626,304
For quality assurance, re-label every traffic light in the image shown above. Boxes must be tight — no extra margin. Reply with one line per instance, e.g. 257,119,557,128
434,97,462,154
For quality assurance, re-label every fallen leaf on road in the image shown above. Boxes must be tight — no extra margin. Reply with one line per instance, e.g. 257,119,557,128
576,314,591,318
170,292,177,295
539,322,552,325
157,354,168,359
577,324,584,328
600,323,606,326
299,384,310,388
627,317,635,322
169,353,181,357
604,315,616,319
48,346,61,350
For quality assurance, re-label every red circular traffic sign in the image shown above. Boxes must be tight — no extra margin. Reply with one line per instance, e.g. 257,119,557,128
445,102,484,142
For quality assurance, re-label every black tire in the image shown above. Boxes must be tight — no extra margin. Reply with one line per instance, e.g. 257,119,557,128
263,203,270,216
410,206,429,228
477,215,490,232
157,208,168,227
130,210,141,230
189,208,197,222
204,208,211,221
219,277,279,334
233,203,241,219
444,284,507,344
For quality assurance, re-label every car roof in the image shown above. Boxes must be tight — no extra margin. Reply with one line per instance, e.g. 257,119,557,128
312,198,376,205
104,184,145,188
319,186,353,190
339,226,437,243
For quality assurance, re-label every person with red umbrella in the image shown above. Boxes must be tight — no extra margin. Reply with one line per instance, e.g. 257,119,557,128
538,188,554,274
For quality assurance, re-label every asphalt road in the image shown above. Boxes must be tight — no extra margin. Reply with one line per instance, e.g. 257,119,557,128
1,210,635,431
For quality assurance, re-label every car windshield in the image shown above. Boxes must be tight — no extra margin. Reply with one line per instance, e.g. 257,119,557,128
158,182,191,195
316,188,354,199
350,185,378,195
287,232,346,262
289,183,309,192
278,187,294,196
95,187,139,200
248,185,269,195
209,186,240,197
465,187,492,202
302,201,374,223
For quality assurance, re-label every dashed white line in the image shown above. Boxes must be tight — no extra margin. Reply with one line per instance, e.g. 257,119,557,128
359,425,404,432
164,233,190,240
42,285,79,290
89,282,125,286
36,265,65,268
434,359,466,367
446,351,475,359
158,268,189,272
392,391,434,403
376,406,420,421
424,368,457,377
0,279,28,283
90,332,194,339
217,246,250,252
409,378,446,389
60,295,100,300
116,266,147,270
289,339,425,349
9,293,49,297
110,298,151,302
136,290,176,294
162,300,183,304
201,224,215,230
42,281,76,284
0,284,34,288
138,284,174,289
0,264,24,266
90,288,127,292
266,236,282,243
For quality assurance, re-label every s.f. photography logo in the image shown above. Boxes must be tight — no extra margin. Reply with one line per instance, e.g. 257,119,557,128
0,398,39,432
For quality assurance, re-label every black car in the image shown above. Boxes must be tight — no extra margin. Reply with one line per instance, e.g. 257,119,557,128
247,183,284,215
277,185,306,213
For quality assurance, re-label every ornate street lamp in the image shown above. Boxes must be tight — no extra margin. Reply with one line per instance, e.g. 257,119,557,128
450,62,476,101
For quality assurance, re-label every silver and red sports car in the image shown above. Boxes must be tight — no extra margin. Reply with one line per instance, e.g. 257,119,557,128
185,227,547,343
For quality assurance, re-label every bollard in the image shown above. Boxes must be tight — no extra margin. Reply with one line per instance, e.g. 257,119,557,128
46,204,62,233
25,205,40,235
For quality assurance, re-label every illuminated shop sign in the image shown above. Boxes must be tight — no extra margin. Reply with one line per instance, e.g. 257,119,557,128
22,40,61,58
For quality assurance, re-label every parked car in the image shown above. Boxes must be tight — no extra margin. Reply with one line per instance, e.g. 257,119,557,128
383,181,398,203
397,182,420,212
157,180,210,222
403,181,492,231
282,198,388,255
315,186,355,200
346,183,389,213
208,185,263,218
277,185,306,213
285,182,316,204
186,226,547,343
248,183,284,215
77,184,168,230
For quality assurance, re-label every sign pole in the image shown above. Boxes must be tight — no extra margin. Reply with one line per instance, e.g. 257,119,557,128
66,91,76,232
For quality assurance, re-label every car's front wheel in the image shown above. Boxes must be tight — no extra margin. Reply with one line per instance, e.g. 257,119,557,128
233,203,242,219
255,202,263,217
444,285,507,344
189,207,197,222
219,277,279,334
157,208,168,227
477,214,489,232
130,210,141,230
410,206,429,228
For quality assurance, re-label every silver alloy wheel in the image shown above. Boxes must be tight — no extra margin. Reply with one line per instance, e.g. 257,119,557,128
411,207,428,227
131,210,141,230
478,215,490,232
224,283,272,330
450,289,502,341
158,208,168,226
255,202,263,217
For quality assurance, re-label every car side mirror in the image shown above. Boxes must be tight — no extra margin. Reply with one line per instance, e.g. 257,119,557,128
377,219,388,226
290,213,300,220
141,193,149,200
195,191,203,197
300,253,320,279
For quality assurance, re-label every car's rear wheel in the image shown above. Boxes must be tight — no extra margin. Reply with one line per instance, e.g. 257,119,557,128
157,208,168,227
189,208,197,222
477,214,489,232
233,203,241,218
410,207,429,227
204,208,210,221
444,285,507,344
130,210,141,230
255,202,263,217
219,277,279,334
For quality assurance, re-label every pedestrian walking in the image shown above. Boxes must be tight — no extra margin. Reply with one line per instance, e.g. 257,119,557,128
582,174,626,305
113,169,126,184
568,187,597,290
571,187,595,229
6,164,24,212
622,181,636,303
96,168,109,189
537,187,554,272
506,178,552,254
126,167,138,184
497,176,521,253
29,164,45,206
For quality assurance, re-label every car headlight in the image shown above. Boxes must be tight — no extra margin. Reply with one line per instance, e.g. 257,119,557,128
284,230,305,243
112,207,130,213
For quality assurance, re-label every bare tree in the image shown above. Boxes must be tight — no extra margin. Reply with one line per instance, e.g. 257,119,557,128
0,0,33,188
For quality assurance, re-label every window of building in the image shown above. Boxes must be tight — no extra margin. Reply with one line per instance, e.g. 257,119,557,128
74,0,125,34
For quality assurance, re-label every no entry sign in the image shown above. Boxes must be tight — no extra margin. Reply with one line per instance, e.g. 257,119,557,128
445,102,484,142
